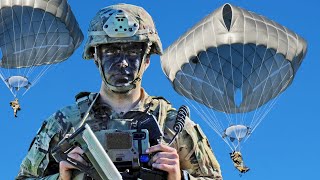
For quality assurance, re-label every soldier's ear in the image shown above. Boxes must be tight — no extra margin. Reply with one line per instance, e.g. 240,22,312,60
144,56,150,70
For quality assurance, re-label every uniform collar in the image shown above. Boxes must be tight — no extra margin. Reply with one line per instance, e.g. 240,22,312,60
92,88,152,119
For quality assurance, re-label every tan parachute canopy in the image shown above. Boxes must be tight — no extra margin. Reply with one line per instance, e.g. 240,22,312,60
161,3,307,114
0,0,83,97
160,3,307,152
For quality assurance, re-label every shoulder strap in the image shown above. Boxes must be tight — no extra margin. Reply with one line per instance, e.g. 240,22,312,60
145,96,174,132
75,92,99,128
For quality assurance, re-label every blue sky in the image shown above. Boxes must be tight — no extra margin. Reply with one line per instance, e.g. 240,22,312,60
0,0,318,179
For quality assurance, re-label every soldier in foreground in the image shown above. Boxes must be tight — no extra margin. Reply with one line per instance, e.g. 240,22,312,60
16,3,222,180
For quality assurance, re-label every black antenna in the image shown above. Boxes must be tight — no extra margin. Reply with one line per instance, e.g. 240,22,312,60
168,105,189,146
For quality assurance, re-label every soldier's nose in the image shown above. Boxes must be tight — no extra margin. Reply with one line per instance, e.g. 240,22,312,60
117,59,129,68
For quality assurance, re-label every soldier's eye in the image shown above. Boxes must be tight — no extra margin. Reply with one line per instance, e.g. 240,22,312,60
103,49,120,56
128,51,138,56
127,49,142,56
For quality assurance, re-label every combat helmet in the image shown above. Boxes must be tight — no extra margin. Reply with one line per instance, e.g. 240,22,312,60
83,3,163,59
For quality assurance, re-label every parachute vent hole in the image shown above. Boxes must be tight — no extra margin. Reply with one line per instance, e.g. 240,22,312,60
223,4,232,31
191,57,199,64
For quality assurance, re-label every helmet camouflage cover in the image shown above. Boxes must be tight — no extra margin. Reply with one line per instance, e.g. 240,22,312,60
83,3,163,59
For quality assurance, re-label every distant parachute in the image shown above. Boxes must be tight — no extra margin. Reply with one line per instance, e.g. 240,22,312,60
161,3,307,168
0,0,83,98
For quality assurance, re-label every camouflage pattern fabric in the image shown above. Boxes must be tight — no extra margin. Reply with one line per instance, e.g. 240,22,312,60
16,89,222,180
83,3,163,60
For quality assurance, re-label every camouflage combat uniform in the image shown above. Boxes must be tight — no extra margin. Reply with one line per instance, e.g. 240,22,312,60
16,89,222,180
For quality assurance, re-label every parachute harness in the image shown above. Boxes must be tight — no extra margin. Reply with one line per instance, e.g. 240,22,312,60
230,151,250,174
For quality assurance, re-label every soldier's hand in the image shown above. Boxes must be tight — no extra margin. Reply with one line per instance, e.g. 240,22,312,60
147,144,181,180
59,146,87,180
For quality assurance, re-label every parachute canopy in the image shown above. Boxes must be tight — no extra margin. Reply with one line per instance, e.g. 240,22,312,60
161,3,307,151
0,0,83,97
161,3,307,114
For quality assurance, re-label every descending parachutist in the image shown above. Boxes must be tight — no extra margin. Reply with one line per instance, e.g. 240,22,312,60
10,98,21,118
230,151,250,174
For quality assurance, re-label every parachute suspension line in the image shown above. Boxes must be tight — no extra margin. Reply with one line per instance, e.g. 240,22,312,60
0,2,9,76
244,98,280,144
190,28,222,127
10,1,18,74
180,28,226,133
240,14,264,128
168,30,227,144
210,15,234,124
0,3,14,97
251,22,293,129
18,4,26,76
23,1,51,77
199,21,237,139
0,73,15,97
208,15,246,150
240,11,249,127
248,64,292,135
249,26,274,129
12,2,24,92
242,44,259,128
245,40,269,132
22,1,63,96
24,5,63,78
199,21,233,130
247,27,293,138
228,37,240,126
24,46,65,95
22,4,37,77
254,21,289,128
24,1,53,77
183,32,226,135
10,1,22,92
250,51,276,126
25,27,61,78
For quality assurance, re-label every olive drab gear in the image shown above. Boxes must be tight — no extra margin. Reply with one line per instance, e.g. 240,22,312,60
16,91,222,180
230,151,250,173
10,98,21,117
82,4,163,93
83,3,163,60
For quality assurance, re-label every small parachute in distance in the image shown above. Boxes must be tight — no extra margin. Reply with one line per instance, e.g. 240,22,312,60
160,3,307,173
0,0,83,100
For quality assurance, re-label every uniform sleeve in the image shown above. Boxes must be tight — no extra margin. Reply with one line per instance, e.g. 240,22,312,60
16,106,78,180
163,110,223,180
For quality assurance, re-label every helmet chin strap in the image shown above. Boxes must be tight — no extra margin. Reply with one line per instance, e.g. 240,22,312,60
94,42,152,94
